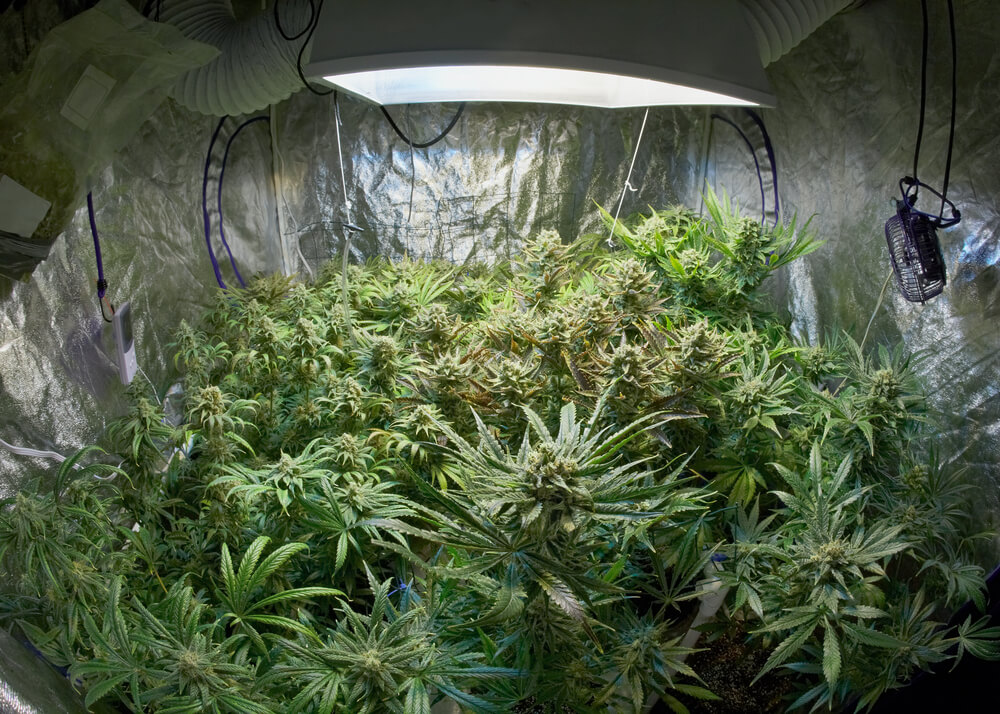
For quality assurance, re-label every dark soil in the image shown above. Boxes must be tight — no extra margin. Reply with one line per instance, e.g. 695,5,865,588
512,697,575,713
652,633,795,714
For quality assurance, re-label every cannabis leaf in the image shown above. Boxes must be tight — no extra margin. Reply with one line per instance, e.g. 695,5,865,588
217,536,342,652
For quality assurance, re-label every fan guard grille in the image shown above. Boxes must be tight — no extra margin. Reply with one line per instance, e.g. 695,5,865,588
884,202,946,303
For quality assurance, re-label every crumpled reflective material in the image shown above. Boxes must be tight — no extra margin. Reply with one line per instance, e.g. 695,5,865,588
709,0,1000,557
274,97,707,272
1,0,998,562
2,0,1000,705
0,628,87,713
0,93,280,492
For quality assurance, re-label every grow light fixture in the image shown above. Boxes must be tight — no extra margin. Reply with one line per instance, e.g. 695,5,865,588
305,0,774,109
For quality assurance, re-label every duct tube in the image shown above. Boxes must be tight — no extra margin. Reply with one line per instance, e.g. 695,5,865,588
158,0,313,117
738,0,854,66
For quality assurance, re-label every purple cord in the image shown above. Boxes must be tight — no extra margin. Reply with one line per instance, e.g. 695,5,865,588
711,113,767,228
218,115,270,289
743,109,780,229
87,192,107,299
203,116,229,290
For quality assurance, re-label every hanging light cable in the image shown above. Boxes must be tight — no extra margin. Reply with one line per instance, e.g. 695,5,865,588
334,92,359,347
608,108,651,246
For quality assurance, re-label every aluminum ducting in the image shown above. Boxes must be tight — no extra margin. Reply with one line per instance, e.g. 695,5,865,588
158,0,312,117
739,0,854,66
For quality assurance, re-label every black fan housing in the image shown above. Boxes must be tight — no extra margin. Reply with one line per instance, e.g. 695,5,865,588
884,200,947,303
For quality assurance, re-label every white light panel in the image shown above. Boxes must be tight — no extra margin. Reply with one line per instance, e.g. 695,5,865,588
325,65,758,108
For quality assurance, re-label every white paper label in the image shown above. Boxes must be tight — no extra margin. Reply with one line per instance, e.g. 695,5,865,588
0,175,52,238
60,64,117,131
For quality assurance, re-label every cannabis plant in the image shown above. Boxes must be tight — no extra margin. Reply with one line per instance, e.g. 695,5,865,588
1,193,994,713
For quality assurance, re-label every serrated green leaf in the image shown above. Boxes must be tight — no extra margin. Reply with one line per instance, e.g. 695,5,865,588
672,683,721,701
753,622,818,683
841,621,903,649
823,625,841,684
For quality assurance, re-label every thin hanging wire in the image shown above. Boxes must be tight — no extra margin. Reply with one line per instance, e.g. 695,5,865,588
335,94,352,223
940,0,958,218
406,104,416,225
607,108,650,247
911,0,958,225
912,0,930,190
334,92,357,347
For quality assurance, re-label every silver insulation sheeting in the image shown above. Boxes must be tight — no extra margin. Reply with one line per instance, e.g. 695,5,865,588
0,628,87,713
0,0,998,704
274,97,705,271
711,0,1000,556
0,96,280,490
0,0,998,548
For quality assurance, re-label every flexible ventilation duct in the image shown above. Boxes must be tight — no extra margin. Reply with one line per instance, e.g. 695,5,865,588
158,0,312,116
739,0,854,66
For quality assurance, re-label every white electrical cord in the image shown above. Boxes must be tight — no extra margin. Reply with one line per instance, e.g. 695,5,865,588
269,103,312,280
607,107,651,247
335,99,353,225
334,94,358,347
137,366,162,405
0,436,67,463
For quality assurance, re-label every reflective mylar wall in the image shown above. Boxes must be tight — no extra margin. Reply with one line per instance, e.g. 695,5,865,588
1,0,998,565
272,97,705,271
0,1,280,492
709,0,1000,557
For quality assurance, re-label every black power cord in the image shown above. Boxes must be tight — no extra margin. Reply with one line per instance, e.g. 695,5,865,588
273,0,464,150
295,0,333,96
217,115,272,289
940,0,958,219
912,0,930,191
743,108,780,227
380,103,466,149
140,0,160,21
273,0,333,96
87,192,114,322
710,110,779,229
909,0,959,226
710,113,767,227
274,0,313,40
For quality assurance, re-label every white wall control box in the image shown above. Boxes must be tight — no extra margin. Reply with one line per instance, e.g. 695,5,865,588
112,301,137,385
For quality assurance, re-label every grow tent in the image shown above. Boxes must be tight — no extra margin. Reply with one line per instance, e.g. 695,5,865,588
1,0,999,711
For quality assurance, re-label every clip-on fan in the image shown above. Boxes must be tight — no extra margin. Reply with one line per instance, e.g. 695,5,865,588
884,0,960,303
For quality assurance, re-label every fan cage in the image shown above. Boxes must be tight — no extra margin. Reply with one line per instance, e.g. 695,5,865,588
884,203,946,303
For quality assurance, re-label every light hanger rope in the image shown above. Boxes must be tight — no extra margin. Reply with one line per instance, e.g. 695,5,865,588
334,93,358,347
335,94,352,223
608,107,651,246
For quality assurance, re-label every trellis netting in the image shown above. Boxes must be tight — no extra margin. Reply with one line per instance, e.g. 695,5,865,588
0,0,998,710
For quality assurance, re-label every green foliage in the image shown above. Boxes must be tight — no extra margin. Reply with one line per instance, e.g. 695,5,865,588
216,536,342,652
0,199,992,713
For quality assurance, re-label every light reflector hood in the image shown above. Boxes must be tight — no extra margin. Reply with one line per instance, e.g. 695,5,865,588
305,0,775,108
